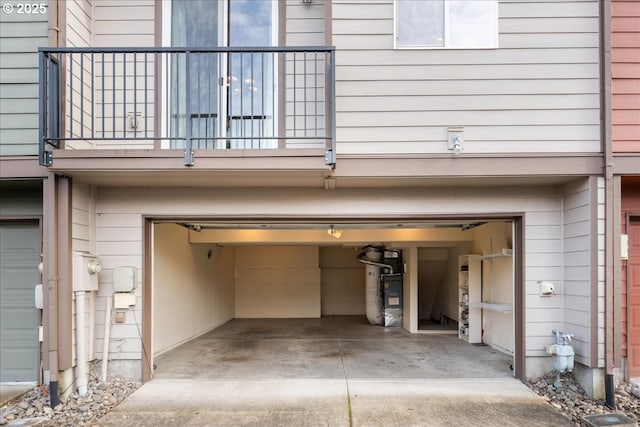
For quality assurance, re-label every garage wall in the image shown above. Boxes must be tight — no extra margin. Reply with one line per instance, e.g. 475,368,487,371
235,246,321,318
71,182,97,366
474,222,514,355
153,224,234,356
320,246,365,315
94,212,142,365
93,185,575,376
561,178,599,367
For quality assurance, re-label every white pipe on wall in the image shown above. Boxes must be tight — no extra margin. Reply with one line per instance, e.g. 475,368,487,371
75,291,88,396
101,296,112,383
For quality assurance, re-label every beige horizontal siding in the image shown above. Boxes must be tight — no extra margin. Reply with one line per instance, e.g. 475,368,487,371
66,0,93,47
332,0,601,155
94,1,155,47
560,178,597,367
0,2,47,156
65,1,94,145
338,78,597,96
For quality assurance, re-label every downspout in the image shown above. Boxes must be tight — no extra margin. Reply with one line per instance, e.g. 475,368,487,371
600,0,615,409
43,174,59,408
42,2,64,407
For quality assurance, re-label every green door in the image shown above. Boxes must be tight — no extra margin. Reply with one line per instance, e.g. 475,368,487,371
0,222,40,382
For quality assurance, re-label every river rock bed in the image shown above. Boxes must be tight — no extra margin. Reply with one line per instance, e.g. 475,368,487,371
527,372,640,426
3,373,640,426
0,377,139,426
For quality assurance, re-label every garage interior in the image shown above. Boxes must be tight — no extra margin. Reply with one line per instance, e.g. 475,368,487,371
151,219,516,379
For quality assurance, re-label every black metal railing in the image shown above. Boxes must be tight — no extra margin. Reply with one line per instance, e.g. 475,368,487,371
38,46,335,167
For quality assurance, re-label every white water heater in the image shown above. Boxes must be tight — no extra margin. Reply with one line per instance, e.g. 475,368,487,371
364,247,384,325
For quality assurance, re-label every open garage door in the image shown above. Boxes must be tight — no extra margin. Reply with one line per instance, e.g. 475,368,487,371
148,218,519,380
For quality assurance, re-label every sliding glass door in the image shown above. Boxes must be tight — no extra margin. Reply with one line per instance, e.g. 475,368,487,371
168,0,277,149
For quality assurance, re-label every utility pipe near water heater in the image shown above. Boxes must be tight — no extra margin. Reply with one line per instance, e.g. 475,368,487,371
358,246,394,325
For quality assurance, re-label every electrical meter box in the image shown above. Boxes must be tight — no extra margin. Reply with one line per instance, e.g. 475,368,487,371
113,266,137,293
73,252,101,291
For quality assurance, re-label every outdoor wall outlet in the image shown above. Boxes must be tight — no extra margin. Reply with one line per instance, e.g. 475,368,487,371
126,112,142,132
113,292,136,308
539,281,555,297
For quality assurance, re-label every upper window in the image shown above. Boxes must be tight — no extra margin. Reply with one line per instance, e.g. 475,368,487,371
395,0,498,49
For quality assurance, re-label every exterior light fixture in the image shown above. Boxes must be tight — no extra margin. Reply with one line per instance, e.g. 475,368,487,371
447,126,464,154
451,135,463,154
327,225,342,238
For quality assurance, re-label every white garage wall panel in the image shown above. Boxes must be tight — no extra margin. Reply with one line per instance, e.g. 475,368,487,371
235,246,321,318
153,224,234,356
320,246,365,315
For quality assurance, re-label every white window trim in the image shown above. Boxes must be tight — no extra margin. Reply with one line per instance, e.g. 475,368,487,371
393,0,499,50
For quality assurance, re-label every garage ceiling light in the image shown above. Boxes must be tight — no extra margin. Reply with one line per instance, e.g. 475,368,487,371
327,225,343,239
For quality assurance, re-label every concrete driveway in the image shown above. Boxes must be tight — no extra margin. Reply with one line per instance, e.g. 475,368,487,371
99,316,572,426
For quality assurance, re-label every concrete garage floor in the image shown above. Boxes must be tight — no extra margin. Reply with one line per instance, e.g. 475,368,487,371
154,316,513,381
100,316,572,426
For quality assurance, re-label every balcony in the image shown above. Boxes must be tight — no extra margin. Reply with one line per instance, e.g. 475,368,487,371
38,47,335,174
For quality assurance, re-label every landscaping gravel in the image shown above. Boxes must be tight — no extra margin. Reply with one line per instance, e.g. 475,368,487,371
0,377,139,426
527,372,640,426
2,372,639,426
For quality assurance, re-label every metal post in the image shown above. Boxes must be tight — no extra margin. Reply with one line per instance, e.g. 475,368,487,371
39,52,48,165
184,50,194,166
326,49,336,167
